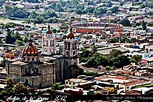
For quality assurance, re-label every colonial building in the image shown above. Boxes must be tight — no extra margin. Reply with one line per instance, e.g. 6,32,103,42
5,26,81,88
5,39,55,88
42,26,80,82
63,28,79,79
42,25,56,55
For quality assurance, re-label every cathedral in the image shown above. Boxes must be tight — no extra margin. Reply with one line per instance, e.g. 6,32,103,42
5,25,80,88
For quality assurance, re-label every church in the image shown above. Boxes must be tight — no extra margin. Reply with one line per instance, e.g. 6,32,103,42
5,25,80,88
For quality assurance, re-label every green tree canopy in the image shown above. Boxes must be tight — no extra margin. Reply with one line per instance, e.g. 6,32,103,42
13,83,29,94
110,49,122,57
141,21,147,30
130,55,142,65
119,19,131,26
6,78,14,88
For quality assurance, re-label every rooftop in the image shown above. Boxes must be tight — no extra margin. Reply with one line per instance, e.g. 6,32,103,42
11,61,27,66
95,75,134,84
123,80,149,87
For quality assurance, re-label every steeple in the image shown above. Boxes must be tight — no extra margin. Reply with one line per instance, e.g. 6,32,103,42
42,24,56,55
46,24,52,34
67,27,75,39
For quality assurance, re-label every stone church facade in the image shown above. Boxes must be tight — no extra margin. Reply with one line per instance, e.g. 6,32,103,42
5,39,55,88
5,25,80,88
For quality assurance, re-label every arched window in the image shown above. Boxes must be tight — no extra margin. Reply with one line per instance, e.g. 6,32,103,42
46,40,48,46
68,42,70,50
66,51,69,56
73,51,76,55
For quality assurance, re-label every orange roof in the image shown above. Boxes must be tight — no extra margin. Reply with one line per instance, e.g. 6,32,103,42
22,40,38,55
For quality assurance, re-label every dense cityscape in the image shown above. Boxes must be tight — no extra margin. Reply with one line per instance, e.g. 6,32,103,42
0,0,153,101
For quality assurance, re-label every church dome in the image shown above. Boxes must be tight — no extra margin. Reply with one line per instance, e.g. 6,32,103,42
67,28,75,39
20,39,39,62
22,39,38,55
46,25,52,34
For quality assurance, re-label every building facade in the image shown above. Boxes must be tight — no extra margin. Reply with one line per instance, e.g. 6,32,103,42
5,39,55,88
63,28,79,79
5,26,80,88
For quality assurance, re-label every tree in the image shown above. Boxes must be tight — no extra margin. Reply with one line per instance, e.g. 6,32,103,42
92,52,103,65
107,38,119,43
97,7,107,15
3,23,15,29
106,1,112,7
51,83,63,90
140,4,145,8
105,66,115,70
52,29,57,33
23,36,29,43
6,78,14,88
130,55,142,65
34,15,44,24
117,54,130,68
85,6,95,14
62,35,67,39
15,40,24,46
91,44,97,55
44,10,57,18
70,16,75,21
4,5,12,13
5,29,15,44
29,11,38,19
13,83,29,94
119,19,131,26
110,49,122,57
67,65,83,78
94,9,98,17
35,5,39,10
85,57,98,67
5,87,14,95
84,71,97,76
47,18,54,23
80,49,91,62
76,9,83,14
120,2,124,6
110,6,118,13
141,21,147,30
14,9,27,18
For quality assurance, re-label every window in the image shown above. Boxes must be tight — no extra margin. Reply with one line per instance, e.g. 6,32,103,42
66,51,69,56
32,57,34,61
52,40,54,46
73,51,75,55
66,62,68,66
46,40,48,46
27,58,30,61
35,68,38,74
68,43,70,50
44,48,47,52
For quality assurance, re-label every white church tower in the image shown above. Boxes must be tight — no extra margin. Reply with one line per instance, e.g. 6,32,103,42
42,25,56,55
